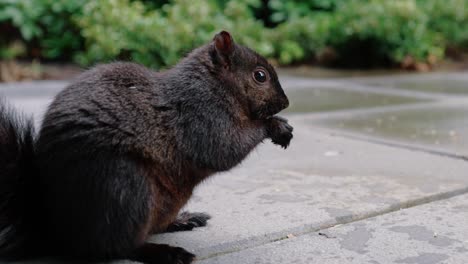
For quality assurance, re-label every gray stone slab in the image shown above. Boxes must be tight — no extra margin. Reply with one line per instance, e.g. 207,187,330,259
0,81,66,97
353,72,468,95
0,81,66,126
384,79,468,95
199,193,468,264
284,87,425,113
277,67,406,79
314,103,468,156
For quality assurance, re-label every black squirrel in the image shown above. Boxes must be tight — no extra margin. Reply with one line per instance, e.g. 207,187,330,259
0,31,293,264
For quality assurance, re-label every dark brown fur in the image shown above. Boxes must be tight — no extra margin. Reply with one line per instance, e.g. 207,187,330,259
0,31,293,263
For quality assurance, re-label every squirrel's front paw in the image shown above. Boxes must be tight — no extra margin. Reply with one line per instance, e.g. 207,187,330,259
267,116,293,149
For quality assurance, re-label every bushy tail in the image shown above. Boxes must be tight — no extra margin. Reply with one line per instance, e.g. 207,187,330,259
0,99,36,258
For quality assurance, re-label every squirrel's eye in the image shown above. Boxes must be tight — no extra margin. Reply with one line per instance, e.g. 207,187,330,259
253,70,267,83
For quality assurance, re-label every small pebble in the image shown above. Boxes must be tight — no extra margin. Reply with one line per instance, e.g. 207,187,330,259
324,150,340,157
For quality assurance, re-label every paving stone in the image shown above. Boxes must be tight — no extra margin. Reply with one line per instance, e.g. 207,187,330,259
199,193,468,264
356,73,468,95
0,81,66,125
314,103,468,156
285,87,424,113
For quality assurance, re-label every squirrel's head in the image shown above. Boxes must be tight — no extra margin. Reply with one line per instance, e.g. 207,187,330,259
208,31,289,120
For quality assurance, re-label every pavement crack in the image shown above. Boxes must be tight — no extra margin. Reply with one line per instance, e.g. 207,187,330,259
332,132,468,162
318,232,336,239
199,186,468,261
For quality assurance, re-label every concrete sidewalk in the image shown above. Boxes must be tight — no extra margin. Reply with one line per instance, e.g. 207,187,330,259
0,71,467,264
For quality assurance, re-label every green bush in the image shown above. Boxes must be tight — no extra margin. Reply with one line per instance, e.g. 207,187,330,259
0,0,84,59
1,0,468,68
324,0,445,66
273,0,447,66
75,0,272,68
421,0,468,46
268,0,338,24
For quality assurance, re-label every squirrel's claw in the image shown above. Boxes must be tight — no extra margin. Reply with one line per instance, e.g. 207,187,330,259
166,212,211,233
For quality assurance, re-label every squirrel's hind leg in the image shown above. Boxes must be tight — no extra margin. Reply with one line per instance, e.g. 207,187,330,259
129,243,195,264
165,212,211,233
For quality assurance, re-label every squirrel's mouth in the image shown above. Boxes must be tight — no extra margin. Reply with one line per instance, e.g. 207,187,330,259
255,99,289,120
255,106,284,120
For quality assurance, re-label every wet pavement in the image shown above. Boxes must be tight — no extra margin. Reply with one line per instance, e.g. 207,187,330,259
0,71,467,264
278,72,468,157
285,87,425,113
315,104,468,156
358,74,468,95
200,193,468,264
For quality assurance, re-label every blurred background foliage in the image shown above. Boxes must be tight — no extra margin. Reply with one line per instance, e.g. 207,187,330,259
1,0,468,69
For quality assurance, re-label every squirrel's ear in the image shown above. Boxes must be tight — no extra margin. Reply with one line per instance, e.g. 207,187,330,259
212,31,234,66
214,31,234,56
